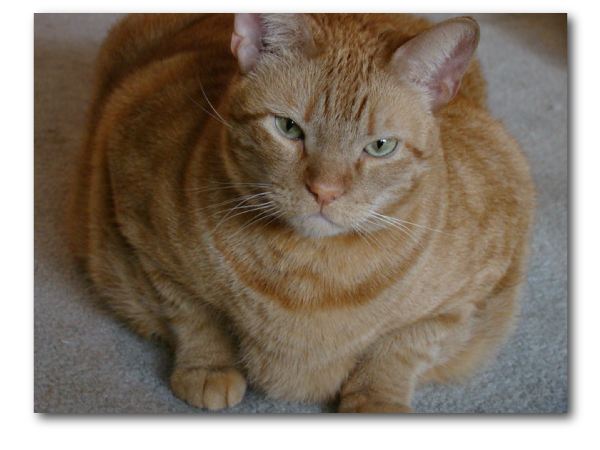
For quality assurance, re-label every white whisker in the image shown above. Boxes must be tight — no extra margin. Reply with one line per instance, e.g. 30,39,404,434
223,205,279,243
213,200,275,231
197,75,232,128
354,220,385,249
252,210,283,234
366,212,423,248
370,211,459,238
352,225,371,248
197,192,271,214
188,94,231,128
183,182,272,193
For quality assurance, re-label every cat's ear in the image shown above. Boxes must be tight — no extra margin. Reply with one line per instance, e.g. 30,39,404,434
390,17,480,111
231,13,315,73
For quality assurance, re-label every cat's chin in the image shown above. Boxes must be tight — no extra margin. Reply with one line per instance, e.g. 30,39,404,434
291,212,349,238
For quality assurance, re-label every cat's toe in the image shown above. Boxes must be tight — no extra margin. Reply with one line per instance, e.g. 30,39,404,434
170,366,247,410
338,393,413,413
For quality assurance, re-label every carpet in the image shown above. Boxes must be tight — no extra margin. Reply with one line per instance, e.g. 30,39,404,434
34,13,568,413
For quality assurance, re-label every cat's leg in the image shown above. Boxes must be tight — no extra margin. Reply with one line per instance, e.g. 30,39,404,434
88,227,246,410
338,308,474,413
167,300,247,410
136,263,247,410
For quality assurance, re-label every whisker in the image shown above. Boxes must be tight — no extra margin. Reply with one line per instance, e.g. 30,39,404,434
188,94,231,129
197,75,232,128
223,205,279,243
367,212,423,248
208,199,273,220
214,201,275,231
251,210,283,234
370,211,459,238
183,182,272,193
180,191,268,227
353,222,377,249
354,220,385,249
196,192,271,215
352,225,370,247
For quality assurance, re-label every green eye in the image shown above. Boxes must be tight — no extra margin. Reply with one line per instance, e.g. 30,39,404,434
364,138,398,157
274,117,304,140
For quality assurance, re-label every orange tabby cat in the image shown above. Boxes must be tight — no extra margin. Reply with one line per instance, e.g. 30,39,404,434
68,13,534,413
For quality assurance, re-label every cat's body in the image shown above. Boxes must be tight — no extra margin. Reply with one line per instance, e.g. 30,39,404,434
69,13,534,412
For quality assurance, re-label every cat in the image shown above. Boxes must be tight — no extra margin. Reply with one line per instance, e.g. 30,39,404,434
68,13,535,413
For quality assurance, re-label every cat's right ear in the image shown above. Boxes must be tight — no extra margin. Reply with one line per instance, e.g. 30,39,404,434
231,13,315,74
390,17,480,111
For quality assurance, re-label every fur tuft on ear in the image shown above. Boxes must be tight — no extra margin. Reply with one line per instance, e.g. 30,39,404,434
390,17,480,111
231,13,315,73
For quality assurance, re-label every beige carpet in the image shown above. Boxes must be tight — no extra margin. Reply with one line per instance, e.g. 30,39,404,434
34,13,567,413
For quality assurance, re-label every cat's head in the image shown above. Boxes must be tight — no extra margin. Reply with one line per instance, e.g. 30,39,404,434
224,14,479,238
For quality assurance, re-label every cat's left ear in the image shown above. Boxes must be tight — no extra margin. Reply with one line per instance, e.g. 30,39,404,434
231,13,315,73
390,17,480,111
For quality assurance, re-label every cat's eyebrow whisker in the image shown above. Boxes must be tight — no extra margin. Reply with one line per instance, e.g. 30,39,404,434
190,75,233,128
188,93,232,129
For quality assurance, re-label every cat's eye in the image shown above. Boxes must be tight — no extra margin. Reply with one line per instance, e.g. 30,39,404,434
363,139,398,158
274,117,304,140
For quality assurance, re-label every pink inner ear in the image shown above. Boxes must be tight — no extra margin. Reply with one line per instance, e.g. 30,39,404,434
391,18,479,111
231,14,264,73
429,37,475,109
428,63,463,110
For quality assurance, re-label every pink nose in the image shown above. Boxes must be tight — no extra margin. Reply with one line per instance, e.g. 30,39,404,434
306,182,344,207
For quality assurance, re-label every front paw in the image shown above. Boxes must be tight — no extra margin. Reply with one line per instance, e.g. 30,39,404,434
338,393,413,413
170,366,247,410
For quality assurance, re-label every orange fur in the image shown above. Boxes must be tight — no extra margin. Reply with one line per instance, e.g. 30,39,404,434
68,13,534,412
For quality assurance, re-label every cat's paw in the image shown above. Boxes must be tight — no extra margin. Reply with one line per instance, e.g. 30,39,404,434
170,366,247,410
338,393,413,413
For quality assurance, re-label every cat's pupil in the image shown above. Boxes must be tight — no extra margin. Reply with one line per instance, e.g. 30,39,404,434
286,120,295,131
377,140,384,148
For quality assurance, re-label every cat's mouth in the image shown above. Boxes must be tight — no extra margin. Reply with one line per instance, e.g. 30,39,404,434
310,212,338,227
292,212,346,238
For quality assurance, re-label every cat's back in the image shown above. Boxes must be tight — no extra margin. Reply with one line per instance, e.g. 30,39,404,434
443,96,534,241
93,14,233,98
68,14,237,260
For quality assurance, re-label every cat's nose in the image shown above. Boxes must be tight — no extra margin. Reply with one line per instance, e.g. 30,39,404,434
306,182,345,207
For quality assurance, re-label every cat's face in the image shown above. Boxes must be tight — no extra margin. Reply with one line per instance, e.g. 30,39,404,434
225,52,439,239
223,14,479,238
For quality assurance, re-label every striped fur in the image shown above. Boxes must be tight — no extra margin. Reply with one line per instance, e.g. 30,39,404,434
68,14,534,412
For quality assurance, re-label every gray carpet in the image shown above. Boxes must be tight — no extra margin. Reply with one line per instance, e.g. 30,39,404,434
34,13,567,413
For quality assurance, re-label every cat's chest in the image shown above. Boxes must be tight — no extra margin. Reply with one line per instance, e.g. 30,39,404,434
210,230,413,311
222,252,415,363
229,296,396,401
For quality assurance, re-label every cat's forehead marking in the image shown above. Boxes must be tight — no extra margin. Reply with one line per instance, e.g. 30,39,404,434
303,95,316,123
304,83,376,136
366,98,376,136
